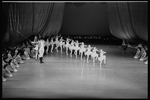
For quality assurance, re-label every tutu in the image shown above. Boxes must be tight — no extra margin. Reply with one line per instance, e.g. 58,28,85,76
91,53,98,58
85,51,92,56
79,48,86,53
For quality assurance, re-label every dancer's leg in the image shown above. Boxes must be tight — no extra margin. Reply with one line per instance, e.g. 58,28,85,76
81,52,83,60
103,56,106,64
70,49,72,57
51,45,54,53
60,46,63,54
99,60,102,68
87,55,89,63
46,46,49,54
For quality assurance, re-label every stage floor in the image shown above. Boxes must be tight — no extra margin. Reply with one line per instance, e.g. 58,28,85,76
2,44,148,99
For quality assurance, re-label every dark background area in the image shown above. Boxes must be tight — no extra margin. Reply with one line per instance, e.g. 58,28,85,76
60,3,121,45
60,3,111,36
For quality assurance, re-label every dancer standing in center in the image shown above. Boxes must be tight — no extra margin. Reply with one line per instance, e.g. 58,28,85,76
38,37,46,63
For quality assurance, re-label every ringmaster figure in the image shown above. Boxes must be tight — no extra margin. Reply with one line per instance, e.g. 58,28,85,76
38,37,45,63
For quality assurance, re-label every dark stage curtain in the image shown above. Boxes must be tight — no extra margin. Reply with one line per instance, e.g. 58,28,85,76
107,2,148,43
2,3,65,47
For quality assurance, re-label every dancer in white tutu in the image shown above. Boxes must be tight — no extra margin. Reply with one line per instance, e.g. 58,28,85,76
45,38,50,54
79,42,87,60
98,49,106,68
74,40,82,58
58,37,65,54
85,45,93,63
54,34,61,52
69,40,75,57
64,38,71,55
49,37,55,53
91,47,99,65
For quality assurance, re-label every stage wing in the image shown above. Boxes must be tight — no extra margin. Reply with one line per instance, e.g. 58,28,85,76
107,2,148,43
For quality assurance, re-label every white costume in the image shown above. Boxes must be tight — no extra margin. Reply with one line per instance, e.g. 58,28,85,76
58,38,65,54
79,43,87,60
38,39,45,58
46,39,50,54
69,41,75,57
98,49,106,68
49,38,55,53
91,48,99,65
64,38,71,55
85,45,93,63
74,41,80,58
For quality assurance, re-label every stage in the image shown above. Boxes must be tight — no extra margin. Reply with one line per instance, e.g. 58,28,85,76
2,44,148,99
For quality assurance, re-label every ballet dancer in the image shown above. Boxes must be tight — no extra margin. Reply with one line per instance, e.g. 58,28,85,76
134,43,142,59
98,49,106,68
13,47,24,64
58,37,65,54
45,37,50,54
64,38,71,55
69,40,75,57
91,47,99,65
54,34,61,52
85,45,93,63
6,51,18,72
74,40,82,59
120,40,130,53
139,45,147,62
24,47,31,60
2,54,13,80
31,35,39,59
38,37,45,63
79,42,87,60
49,37,55,53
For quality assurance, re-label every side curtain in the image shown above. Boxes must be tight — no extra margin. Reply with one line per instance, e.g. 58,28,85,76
2,3,65,47
107,2,148,43
128,2,148,42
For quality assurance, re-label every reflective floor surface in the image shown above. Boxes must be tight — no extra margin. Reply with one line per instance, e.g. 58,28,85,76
2,44,148,99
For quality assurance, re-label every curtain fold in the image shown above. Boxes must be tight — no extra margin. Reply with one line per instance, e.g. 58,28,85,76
128,2,148,42
107,2,148,43
2,3,65,47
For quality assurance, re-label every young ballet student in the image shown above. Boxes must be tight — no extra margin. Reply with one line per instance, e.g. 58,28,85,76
98,49,106,68
91,47,99,65
79,42,87,60
85,45,93,63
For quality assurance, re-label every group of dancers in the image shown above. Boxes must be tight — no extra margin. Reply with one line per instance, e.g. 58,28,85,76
31,34,107,67
2,47,25,82
2,34,147,82
121,40,148,65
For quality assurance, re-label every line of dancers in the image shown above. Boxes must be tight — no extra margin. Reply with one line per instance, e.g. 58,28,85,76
31,34,107,67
